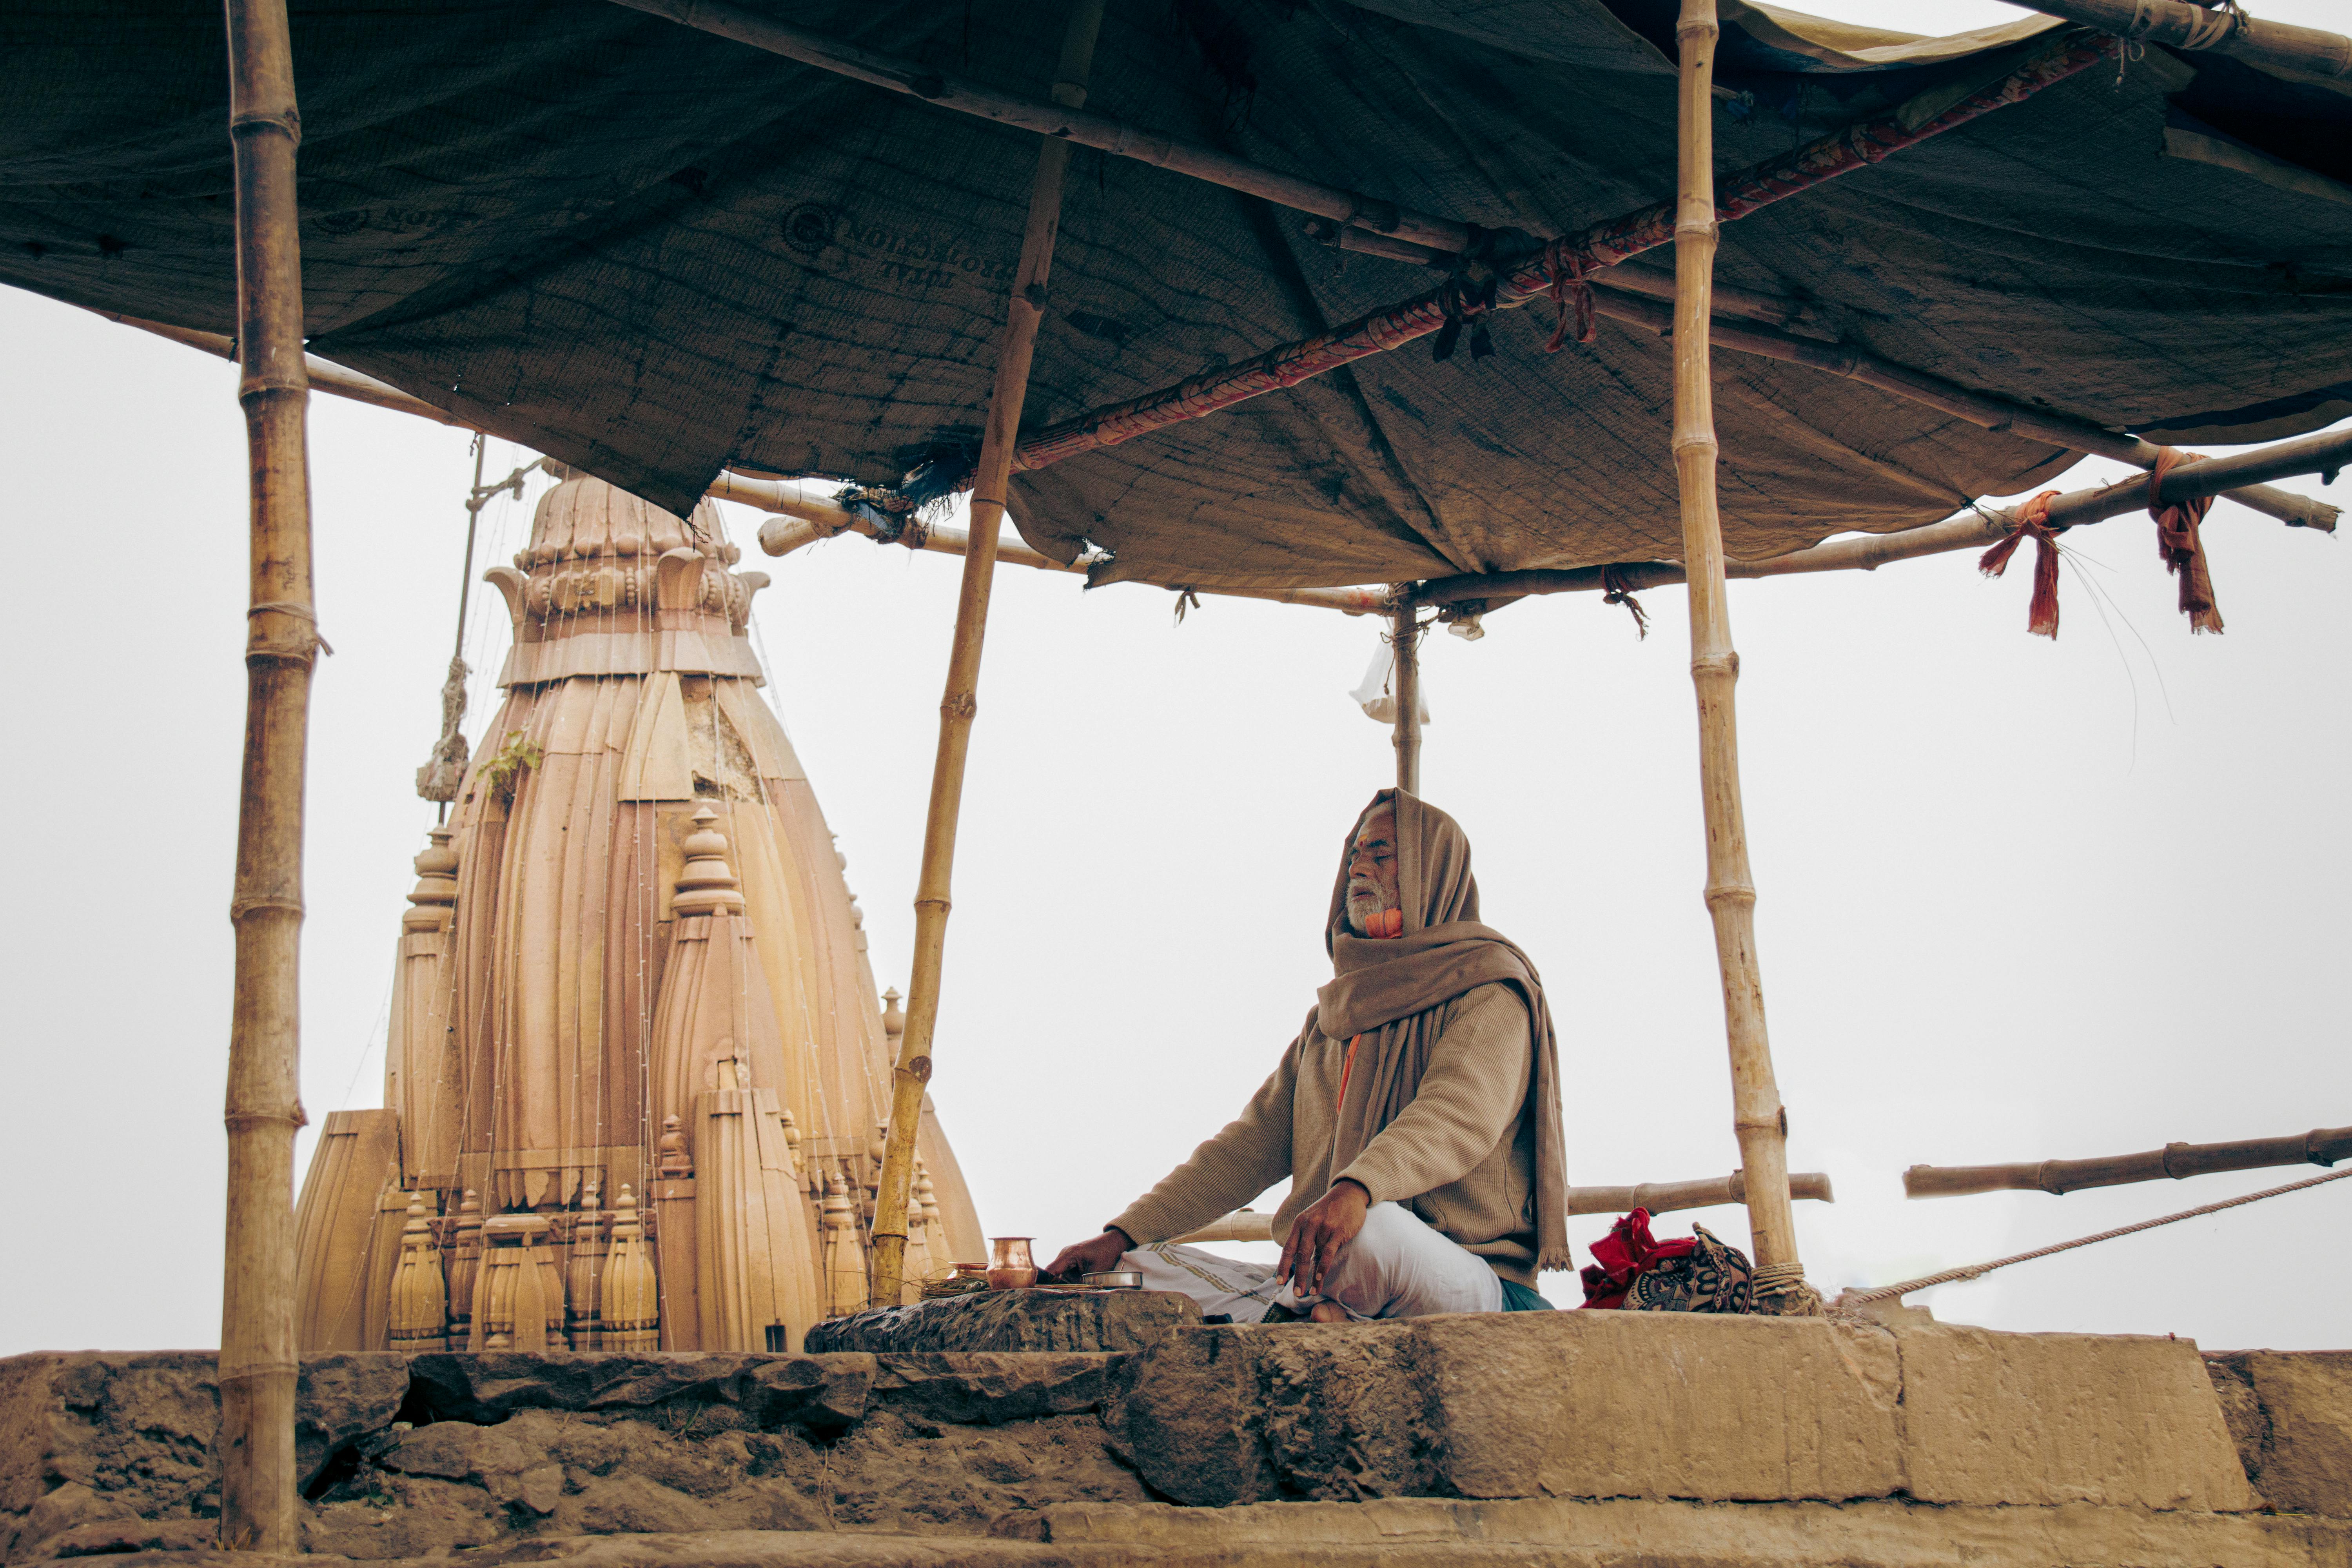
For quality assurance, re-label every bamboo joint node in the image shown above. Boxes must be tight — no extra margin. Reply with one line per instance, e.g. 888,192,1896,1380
228,108,301,141
1689,653,1739,679
1702,883,1757,908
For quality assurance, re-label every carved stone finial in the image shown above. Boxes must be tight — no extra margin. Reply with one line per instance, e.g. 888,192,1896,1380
601,1185,659,1352
388,1193,449,1352
881,988,904,1041
657,1113,693,1178
672,804,745,916
402,826,460,933
778,1105,803,1178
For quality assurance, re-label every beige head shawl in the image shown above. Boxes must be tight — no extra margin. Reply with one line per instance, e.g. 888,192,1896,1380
1314,789,1572,1273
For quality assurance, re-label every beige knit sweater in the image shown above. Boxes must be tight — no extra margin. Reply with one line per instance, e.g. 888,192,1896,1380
1108,982,1539,1286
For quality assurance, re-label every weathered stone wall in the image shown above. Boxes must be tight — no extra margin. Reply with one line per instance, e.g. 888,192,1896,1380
2206,1348,2352,1518
0,1352,1141,1564
4,1314,2345,1566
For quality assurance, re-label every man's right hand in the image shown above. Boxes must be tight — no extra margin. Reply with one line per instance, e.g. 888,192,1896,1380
1043,1227,1134,1282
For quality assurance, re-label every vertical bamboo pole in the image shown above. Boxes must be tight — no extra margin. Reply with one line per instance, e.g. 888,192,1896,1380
1391,600,1422,795
1669,0,1806,1298
869,0,1105,1308
220,0,315,1548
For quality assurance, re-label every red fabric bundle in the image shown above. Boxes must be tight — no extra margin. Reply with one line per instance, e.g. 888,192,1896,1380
2149,446,2224,634
1976,489,2065,639
1578,1207,1695,1309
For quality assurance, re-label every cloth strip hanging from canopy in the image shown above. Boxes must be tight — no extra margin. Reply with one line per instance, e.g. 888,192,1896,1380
5,0,2349,588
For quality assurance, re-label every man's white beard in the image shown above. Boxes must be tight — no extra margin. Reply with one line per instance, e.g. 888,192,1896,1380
1346,886,1387,935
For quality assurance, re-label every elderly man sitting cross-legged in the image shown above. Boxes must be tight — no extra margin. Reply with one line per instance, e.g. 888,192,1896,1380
1045,789,1571,1321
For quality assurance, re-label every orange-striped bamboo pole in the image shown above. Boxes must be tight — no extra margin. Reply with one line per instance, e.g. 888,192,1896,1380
220,0,316,1548
867,0,1105,1309
1670,0,1808,1309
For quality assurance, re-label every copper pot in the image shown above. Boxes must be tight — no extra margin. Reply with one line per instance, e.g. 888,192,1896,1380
985,1236,1038,1290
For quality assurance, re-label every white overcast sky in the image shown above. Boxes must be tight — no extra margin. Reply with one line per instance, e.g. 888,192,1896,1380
3,0,2345,1355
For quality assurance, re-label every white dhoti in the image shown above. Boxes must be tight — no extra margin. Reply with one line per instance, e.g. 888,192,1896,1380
1123,1200,1504,1322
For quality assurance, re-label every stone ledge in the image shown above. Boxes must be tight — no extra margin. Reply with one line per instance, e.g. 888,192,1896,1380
807,1291,1200,1354
1103,1312,2262,1512
1018,1495,2352,1567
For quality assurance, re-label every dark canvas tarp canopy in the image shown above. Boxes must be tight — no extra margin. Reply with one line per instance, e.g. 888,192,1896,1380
4,0,2347,587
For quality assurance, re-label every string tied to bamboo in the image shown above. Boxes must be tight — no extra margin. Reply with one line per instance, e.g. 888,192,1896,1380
1433,226,1502,363
1600,564,1649,639
1976,488,2066,639
1541,238,1597,353
2149,446,2223,634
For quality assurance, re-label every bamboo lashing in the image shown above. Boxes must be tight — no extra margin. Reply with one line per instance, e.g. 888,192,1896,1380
726,473,1388,616
2013,0,2350,80
1670,0,1807,1309
1409,425,2352,614
220,0,314,1549
1002,37,2113,478
1842,1167,2352,1308
604,0,1470,254
1173,1171,1837,1244
867,0,1105,1312
1391,599,1423,793
1907,1125,2352,1200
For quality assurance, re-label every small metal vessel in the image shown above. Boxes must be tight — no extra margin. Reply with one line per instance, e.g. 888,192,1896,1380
1082,1269,1143,1289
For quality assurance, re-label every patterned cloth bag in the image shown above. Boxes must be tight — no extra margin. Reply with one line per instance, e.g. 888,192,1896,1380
1579,1207,1755,1314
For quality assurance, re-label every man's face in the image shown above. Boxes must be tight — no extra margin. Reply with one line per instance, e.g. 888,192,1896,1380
1345,805,1401,935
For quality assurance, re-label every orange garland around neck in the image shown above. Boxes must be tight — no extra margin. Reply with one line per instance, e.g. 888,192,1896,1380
1361,908,1403,940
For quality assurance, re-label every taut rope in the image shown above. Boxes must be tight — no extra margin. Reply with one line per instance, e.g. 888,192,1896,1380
1842,1165,2352,1306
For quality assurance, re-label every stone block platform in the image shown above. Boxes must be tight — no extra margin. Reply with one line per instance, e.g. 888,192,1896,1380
4,1314,2347,1566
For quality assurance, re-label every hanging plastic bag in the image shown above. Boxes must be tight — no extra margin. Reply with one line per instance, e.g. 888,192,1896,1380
1348,639,1432,726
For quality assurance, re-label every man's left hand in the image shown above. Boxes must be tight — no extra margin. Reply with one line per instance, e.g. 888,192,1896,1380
1278,1178,1369,1297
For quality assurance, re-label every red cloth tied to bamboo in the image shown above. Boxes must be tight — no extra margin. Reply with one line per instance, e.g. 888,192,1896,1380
1578,1207,1695,1309
1976,489,2065,639
2149,446,2224,634
1542,239,1597,354
1599,564,1649,639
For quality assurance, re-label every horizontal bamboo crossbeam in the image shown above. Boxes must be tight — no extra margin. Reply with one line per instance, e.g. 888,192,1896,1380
1567,1169,1834,1217
1586,288,2338,532
1410,427,2352,611
1006,37,2113,476
2015,0,2350,80
82,308,466,427
1168,1171,1835,1244
1906,1126,2352,1198
722,472,1389,615
606,0,1470,253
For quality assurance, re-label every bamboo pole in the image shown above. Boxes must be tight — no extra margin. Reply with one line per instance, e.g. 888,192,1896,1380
605,0,1469,253
725,474,1388,615
1171,1171,1836,1243
1005,37,2111,477
1391,599,1422,793
2013,0,2349,80
866,0,1105,1311
220,0,314,1550
1583,287,2337,532
1409,425,2352,613
1906,1125,2352,1199
1670,0,1807,1307
81,307,465,426
95,300,2337,538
